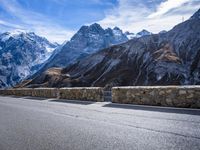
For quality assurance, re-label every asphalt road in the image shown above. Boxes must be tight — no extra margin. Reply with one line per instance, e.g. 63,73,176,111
0,96,200,150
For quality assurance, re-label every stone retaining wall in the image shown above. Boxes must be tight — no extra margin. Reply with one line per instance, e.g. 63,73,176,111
12,88,33,96
112,86,200,108
60,87,104,102
0,87,104,102
0,89,14,95
31,88,58,98
1,86,200,107
0,88,33,96
0,88,58,98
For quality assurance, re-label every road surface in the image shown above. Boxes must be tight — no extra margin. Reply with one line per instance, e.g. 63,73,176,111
0,96,200,150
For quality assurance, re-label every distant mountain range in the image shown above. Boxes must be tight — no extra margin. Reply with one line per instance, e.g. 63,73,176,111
125,29,152,39
21,9,200,88
41,25,153,70
31,24,151,79
36,24,130,72
0,24,151,88
0,31,58,88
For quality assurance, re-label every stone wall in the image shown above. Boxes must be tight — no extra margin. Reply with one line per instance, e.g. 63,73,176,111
1,86,200,107
31,88,58,98
12,88,33,96
112,86,200,108
0,88,57,98
0,88,32,96
60,87,104,102
0,87,104,102
0,89,14,95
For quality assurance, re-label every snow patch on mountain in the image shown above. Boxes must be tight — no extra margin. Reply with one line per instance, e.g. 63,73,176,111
112,27,123,37
136,29,152,38
125,32,135,39
125,30,151,39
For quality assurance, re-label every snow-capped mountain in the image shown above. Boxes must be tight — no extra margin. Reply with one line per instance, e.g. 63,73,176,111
159,30,167,34
125,31,135,39
135,29,151,38
0,31,58,88
36,23,129,74
125,30,151,39
22,9,200,88
111,27,128,43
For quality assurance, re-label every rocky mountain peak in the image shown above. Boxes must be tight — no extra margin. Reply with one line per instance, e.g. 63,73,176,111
138,29,151,34
90,23,102,28
32,23,129,76
125,31,135,39
136,29,151,37
124,29,151,39
0,30,54,47
73,23,105,38
89,23,104,33
0,31,58,88
112,26,124,34
159,30,167,34
113,27,121,31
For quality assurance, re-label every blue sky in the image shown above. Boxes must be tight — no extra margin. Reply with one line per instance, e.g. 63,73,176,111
0,0,199,43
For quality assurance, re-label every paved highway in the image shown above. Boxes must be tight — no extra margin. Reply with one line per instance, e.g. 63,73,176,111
0,96,200,150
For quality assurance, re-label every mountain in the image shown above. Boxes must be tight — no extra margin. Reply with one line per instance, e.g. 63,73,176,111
0,31,58,88
125,31,135,39
35,23,129,76
135,29,151,38
21,9,200,88
125,30,151,39
159,30,167,34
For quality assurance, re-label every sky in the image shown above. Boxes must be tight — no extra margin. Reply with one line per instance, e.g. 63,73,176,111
0,0,199,44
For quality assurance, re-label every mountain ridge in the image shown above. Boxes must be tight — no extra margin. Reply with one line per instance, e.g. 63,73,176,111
32,23,129,77
21,9,200,88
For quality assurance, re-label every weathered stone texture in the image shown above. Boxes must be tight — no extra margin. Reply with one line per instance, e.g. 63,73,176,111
1,86,200,107
12,88,33,96
60,87,104,102
0,87,103,101
0,88,58,98
112,86,200,108
31,88,58,98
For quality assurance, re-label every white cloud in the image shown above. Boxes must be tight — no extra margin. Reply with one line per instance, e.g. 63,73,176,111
0,0,75,44
0,19,23,29
0,0,199,43
98,0,200,34
148,0,191,18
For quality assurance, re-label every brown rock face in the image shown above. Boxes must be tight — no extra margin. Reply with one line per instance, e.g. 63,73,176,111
153,43,181,63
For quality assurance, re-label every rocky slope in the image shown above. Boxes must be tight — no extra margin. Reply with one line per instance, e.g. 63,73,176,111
0,31,58,88
21,9,200,88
